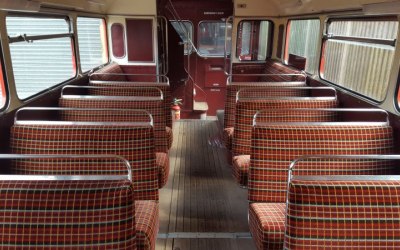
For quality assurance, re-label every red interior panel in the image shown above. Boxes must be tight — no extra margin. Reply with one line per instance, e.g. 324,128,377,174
126,19,154,62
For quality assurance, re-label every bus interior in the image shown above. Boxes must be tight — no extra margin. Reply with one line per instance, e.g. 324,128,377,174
0,0,400,249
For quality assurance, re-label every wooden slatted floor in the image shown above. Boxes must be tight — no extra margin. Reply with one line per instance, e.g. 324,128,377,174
156,119,256,250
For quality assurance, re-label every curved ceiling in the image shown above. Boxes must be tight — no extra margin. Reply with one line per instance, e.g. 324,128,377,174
1,0,400,16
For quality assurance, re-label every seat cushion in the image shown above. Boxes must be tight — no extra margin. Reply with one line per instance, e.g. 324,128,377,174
232,154,250,186
156,152,169,188
249,203,286,250
223,127,234,151
166,126,173,149
135,200,159,250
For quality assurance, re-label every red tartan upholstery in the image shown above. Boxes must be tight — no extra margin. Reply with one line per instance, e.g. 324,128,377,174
59,97,169,153
11,124,159,201
156,152,169,188
285,178,400,249
249,124,394,203
166,126,173,150
232,154,250,186
223,127,234,151
135,200,159,250
248,124,394,250
87,86,172,149
223,82,307,131
249,203,286,250
90,62,127,81
233,101,338,157
89,82,173,128
0,179,137,249
59,108,169,188
232,104,338,186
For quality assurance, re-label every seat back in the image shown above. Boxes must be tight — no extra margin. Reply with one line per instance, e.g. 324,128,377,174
224,81,307,129
59,86,168,152
249,123,394,203
285,170,400,249
0,162,136,249
232,95,339,156
11,118,158,201
88,82,172,128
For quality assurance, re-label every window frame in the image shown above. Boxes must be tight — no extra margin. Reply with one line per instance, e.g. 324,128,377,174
197,20,227,58
284,18,321,74
76,16,109,73
0,45,7,111
235,19,274,61
319,16,398,103
6,13,78,101
111,23,126,59
170,20,194,55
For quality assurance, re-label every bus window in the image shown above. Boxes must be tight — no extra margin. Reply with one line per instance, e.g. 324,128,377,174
111,23,125,58
285,19,320,74
198,21,226,57
321,18,398,101
77,17,108,72
7,16,75,100
0,58,5,109
171,21,193,55
236,20,272,61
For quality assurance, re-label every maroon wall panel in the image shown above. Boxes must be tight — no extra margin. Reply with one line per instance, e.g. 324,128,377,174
111,23,126,58
126,19,153,62
120,65,157,81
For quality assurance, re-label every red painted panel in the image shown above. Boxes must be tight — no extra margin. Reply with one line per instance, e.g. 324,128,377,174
204,64,226,88
126,19,153,62
111,23,125,58
120,65,157,81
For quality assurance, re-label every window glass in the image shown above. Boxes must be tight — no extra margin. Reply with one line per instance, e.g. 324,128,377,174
171,21,193,54
6,17,70,36
0,58,5,109
236,20,272,61
7,16,75,100
77,17,108,72
321,19,398,101
329,20,397,40
198,21,226,57
285,19,320,74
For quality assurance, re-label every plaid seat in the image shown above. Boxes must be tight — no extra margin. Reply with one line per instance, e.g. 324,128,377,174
232,154,250,186
223,127,234,150
249,203,286,250
59,96,169,153
248,124,394,250
11,124,159,201
223,82,307,132
232,103,338,186
166,126,173,149
89,82,173,129
156,152,169,188
0,178,137,249
60,108,169,187
285,178,400,249
136,201,159,250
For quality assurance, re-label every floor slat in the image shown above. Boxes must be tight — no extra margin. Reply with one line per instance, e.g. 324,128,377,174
157,120,256,250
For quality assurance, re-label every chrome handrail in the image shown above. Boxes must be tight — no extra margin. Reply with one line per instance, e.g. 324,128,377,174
61,85,164,100
236,86,337,102
15,107,154,128
253,108,389,126
0,154,133,182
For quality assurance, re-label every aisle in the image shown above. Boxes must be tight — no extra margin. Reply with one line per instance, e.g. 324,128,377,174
156,119,256,250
